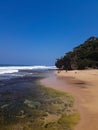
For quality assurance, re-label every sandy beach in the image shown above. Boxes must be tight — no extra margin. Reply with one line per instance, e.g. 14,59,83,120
41,69,98,130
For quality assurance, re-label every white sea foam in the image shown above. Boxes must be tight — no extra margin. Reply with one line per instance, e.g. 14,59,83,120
0,66,57,75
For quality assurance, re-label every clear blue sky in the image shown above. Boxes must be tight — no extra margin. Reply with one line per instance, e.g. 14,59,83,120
0,0,98,65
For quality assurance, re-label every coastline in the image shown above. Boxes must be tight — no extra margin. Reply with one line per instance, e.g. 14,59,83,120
41,69,98,130
0,70,79,130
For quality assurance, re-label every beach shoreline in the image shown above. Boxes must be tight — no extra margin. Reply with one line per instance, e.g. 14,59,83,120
41,69,98,130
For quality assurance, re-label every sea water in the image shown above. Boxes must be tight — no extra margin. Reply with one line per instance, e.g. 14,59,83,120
0,65,57,128
0,65,56,96
0,65,56,80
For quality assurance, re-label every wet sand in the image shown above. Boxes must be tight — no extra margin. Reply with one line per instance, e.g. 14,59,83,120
41,69,98,130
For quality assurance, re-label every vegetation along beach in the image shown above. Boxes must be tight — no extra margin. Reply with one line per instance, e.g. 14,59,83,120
52,37,98,130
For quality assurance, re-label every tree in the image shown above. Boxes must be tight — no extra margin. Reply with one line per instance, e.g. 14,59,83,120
55,36,98,70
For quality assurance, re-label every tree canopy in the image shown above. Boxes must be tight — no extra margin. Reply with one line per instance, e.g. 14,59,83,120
55,36,98,70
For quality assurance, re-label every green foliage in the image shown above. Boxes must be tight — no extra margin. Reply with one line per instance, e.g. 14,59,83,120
55,36,98,70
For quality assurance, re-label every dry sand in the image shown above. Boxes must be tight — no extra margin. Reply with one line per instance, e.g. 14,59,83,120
41,69,98,130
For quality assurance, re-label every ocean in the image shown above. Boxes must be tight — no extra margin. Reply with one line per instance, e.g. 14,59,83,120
0,65,57,129
0,65,56,99
0,66,77,130
0,65,56,76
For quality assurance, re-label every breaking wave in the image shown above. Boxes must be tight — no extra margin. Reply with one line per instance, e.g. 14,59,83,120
0,66,57,75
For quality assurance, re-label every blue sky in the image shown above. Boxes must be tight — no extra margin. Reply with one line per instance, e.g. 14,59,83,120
0,0,98,65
